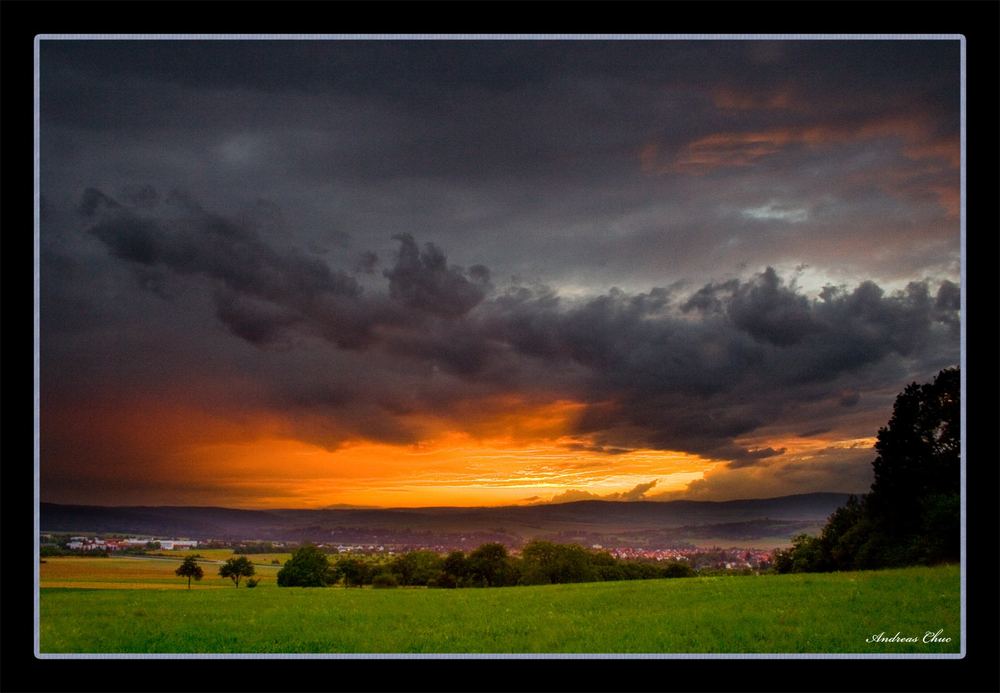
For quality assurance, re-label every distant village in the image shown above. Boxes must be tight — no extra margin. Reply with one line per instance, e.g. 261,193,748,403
41,532,774,571
53,536,202,552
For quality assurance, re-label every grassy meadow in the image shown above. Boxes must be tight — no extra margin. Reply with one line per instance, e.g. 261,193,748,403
39,556,960,654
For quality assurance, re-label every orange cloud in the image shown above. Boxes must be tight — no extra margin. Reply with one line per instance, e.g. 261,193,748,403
642,116,959,178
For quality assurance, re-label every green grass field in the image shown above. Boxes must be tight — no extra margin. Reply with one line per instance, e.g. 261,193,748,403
38,559,960,654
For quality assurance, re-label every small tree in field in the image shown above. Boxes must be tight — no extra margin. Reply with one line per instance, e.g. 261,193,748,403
175,555,204,589
219,556,255,587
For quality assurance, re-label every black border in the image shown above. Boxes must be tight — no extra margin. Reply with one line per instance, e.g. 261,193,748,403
3,2,998,692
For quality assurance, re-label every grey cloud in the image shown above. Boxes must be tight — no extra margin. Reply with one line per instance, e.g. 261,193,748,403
797,427,831,438
727,267,819,346
78,187,122,217
355,251,379,274
82,188,381,349
499,268,958,462
384,234,491,318
681,279,739,315
838,391,861,407
935,280,960,312
726,447,787,469
213,290,302,348
85,190,360,300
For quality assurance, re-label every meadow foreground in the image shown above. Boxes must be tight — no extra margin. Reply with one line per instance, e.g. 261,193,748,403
39,562,960,654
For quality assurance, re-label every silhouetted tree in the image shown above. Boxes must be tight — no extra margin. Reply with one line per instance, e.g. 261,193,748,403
519,541,596,585
175,555,204,589
277,544,335,587
866,367,960,565
336,557,371,587
389,550,443,586
219,556,255,587
466,543,518,587
442,551,468,581
773,368,960,573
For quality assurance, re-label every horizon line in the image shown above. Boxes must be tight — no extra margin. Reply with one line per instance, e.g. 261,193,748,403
38,490,857,512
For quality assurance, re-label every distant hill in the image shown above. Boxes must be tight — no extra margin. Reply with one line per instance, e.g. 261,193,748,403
40,492,852,549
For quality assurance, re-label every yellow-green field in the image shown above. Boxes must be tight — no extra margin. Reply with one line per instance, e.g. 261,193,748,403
40,556,283,590
38,557,961,654
157,548,293,566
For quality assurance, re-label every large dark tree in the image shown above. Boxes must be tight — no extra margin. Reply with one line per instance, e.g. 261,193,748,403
866,367,960,564
774,367,960,572
335,557,371,587
466,543,519,587
277,544,335,587
175,555,204,589
388,550,443,586
519,541,597,585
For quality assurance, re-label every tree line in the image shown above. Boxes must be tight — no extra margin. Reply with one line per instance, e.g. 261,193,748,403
276,540,695,588
773,368,960,573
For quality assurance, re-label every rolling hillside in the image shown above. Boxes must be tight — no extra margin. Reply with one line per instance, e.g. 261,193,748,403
40,492,851,547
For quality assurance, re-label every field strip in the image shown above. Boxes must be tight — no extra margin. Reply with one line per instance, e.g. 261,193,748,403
41,581,231,590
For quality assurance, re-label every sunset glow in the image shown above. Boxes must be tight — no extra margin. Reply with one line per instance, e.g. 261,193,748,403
173,434,715,508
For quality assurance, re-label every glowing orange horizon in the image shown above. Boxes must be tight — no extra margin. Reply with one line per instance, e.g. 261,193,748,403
41,392,875,509
172,430,718,509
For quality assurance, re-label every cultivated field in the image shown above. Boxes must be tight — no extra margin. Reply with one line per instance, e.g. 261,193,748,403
38,559,960,654
158,548,293,566
40,556,283,590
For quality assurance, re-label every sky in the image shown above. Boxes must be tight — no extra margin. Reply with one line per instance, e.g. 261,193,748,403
38,38,961,509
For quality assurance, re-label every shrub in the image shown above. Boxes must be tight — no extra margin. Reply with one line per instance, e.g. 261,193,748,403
429,571,457,588
372,573,399,589
245,577,259,588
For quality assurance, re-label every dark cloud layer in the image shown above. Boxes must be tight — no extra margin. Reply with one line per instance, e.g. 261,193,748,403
41,39,960,294
76,188,959,466
384,234,490,318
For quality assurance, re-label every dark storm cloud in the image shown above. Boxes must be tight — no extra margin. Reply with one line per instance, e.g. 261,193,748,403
727,268,819,346
82,188,384,349
40,39,960,297
476,267,957,461
725,447,787,470
384,234,490,318
77,188,959,466
355,251,379,275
